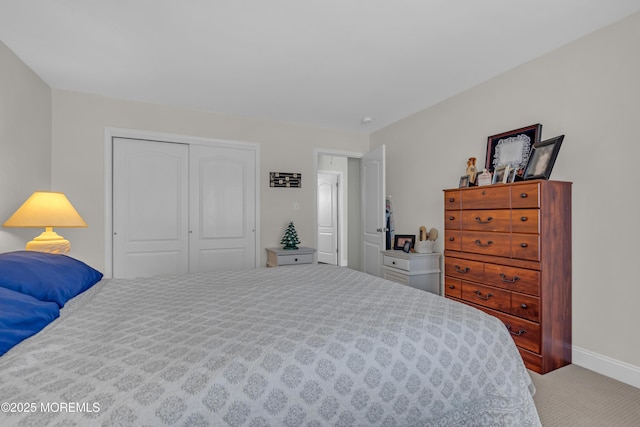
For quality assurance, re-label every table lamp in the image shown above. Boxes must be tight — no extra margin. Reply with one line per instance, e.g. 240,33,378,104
3,191,87,255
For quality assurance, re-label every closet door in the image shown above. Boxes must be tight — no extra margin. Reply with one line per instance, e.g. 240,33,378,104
113,138,189,278
189,144,256,271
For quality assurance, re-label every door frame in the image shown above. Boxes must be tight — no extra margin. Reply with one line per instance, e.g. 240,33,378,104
104,127,261,278
313,148,365,270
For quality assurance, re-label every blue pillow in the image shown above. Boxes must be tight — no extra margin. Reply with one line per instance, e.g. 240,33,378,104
0,287,60,356
0,251,103,308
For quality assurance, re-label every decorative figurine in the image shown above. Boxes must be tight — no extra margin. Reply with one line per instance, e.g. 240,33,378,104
466,157,477,184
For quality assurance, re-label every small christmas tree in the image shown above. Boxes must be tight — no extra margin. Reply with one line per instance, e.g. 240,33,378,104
280,221,301,250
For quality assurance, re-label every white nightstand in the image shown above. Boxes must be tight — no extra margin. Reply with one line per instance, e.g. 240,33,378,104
381,250,441,295
266,247,316,267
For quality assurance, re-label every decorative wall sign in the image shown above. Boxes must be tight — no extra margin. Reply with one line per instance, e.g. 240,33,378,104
270,172,301,188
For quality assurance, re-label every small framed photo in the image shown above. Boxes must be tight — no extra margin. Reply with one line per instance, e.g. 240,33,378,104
522,135,564,180
394,234,415,251
492,165,509,184
459,175,470,188
485,124,542,174
477,169,492,186
507,167,517,183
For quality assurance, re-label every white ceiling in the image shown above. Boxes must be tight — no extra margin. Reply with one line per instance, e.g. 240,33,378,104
1,1,639,132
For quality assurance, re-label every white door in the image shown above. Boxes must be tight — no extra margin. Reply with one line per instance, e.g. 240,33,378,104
362,145,386,277
113,138,189,278
317,171,339,264
189,144,256,272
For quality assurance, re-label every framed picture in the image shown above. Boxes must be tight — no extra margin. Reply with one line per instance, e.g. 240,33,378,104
477,169,492,186
507,167,517,183
485,124,542,174
492,165,509,184
459,175,470,188
393,234,415,250
522,135,564,180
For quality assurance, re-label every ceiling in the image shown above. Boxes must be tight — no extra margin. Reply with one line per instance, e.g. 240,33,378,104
1,1,639,132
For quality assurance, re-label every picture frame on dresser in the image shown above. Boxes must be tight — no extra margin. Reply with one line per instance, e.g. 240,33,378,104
485,123,542,174
393,235,415,250
459,175,470,188
492,165,509,184
522,135,564,180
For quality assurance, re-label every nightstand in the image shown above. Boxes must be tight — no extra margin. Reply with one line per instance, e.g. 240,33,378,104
381,250,441,295
266,247,316,267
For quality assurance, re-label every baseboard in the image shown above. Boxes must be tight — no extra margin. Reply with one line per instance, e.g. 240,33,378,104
573,345,640,389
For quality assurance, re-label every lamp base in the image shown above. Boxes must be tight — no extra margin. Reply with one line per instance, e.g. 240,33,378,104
26,229,71,255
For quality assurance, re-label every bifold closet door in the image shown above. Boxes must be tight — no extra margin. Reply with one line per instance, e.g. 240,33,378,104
188,144,256,272
113,138,190,278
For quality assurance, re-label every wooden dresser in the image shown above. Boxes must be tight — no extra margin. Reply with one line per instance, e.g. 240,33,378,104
443,180,571,374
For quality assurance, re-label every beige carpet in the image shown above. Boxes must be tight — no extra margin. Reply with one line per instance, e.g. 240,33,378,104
530,364,640,426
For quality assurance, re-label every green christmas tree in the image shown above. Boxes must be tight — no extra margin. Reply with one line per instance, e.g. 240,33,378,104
280,221,301,250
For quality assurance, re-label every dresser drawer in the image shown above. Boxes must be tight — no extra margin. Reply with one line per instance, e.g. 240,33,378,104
444,230,462,251
444,211,461,229
462,210,511,232
444,257,484,282
461,231,511,257
461,282,510,313
444,190,461,210
511,209,539,234
483,264,540,296
444,277,462,299
277,253,314,265
476,306,541,354
511,293,540,322
511,183,540,208
383,255,410,271
461,186,510,209
511,234,540,261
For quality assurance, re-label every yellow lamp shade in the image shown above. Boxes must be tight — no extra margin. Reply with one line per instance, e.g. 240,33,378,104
3,191,87,254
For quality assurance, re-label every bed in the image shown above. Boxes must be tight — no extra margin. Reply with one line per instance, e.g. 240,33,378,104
0,251,541,426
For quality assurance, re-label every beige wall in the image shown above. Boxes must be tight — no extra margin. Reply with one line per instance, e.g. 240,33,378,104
0,41,52,251
50,90,369,271
371,13,640,369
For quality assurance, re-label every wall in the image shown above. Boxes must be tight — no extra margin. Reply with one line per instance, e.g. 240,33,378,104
0,41,51,250
50,90,369,272
347,157,362,270
370,13,640,380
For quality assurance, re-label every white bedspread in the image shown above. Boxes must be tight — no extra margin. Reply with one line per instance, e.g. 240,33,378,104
0,264,540,426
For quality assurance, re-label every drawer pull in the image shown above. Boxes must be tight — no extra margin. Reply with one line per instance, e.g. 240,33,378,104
454,265,470,273
448,285,455,289
474,290,493,300
474,239,493,247
506,324,527,336
449,197,455,202
520,193,528,198
294,258,298,262
520,243,528,248
520,216,528,221
392,261,396,265
520,303,528,309
475,216,493,224
499,273,520,283
449,216,455,221
449,237,455,241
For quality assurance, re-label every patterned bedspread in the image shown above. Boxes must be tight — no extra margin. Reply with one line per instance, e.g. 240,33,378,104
0,264,540,426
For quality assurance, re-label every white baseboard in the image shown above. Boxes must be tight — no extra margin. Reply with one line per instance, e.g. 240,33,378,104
573,345,640,389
